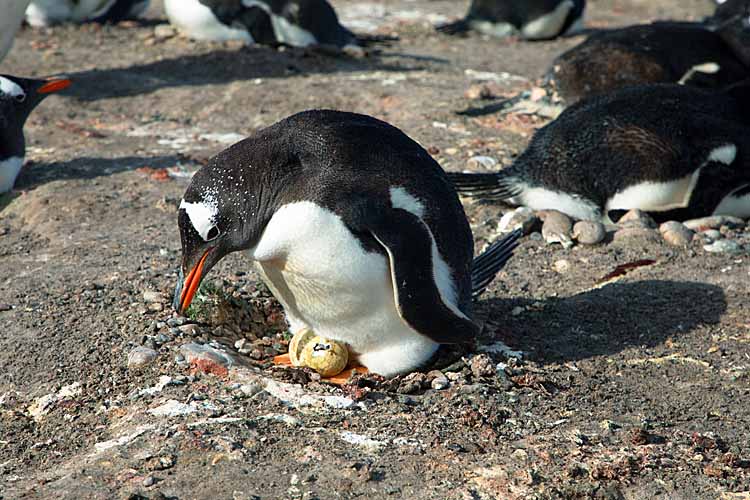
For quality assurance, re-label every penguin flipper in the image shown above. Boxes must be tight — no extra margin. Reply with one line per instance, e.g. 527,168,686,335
471,228,522,299
447,171,522,201
367,208,479,344
436,18,471,35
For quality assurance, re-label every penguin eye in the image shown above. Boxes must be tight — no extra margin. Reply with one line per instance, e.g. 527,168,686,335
14,93,25,102
206,226,221,241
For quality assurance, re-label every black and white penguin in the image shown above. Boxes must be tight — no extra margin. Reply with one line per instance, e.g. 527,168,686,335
173,110,521,376
448,82,750,223
164,0,379,51
546,1,750,105
25,0,150,27
0,0,32,63
437,0,585,40
0,75,71,193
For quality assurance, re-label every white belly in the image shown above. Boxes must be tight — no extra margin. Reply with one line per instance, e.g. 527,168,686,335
0,156,24,194
0,0,32,61
250,201,438,376
242,0,317,47
713,186,750,218
521,0,574,40
26,0,117,25
164,0,254,42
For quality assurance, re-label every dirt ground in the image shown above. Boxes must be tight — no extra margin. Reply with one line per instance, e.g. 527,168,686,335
1,0,749,499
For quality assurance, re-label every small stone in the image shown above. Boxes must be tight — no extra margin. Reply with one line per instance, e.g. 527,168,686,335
553,259,571,273
167,317,186,327
659,221,693,246
467,155,498,169
154,24,176,39
702,229,722,241
178,324,199,336
180,343,235,377
142,290,165,303
613,227,661,243
127,346,158,369
704,239,742,253
143,475,156,487
498,207,539,235
684,215,745,231
470,354,495,378
540,210,573,248
428,370,449,390
464,83,496,100
235,339,248,350
147,302,164,312
398,372,426,394
572,220,606,245
616,209,656,228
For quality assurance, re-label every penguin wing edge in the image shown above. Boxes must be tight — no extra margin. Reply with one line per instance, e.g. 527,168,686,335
367,208,480,344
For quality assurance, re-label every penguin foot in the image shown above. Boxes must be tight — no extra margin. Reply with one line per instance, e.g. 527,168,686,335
272,353,368,385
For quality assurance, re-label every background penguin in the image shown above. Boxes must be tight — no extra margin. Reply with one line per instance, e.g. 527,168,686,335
437,0,585,41
25,0,150,27
173,110,521,377
448,82,750,224
0,0,32,63
546,1,750,105
0,75,71,193
165,0,388,51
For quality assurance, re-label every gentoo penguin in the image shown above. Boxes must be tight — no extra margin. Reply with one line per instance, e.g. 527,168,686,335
164,0,380,50
25,0,150,27
545,1,750,105
448,82,750,224
437,0,585,41
0,0,32,63
173,110,521,377
0,75,71,193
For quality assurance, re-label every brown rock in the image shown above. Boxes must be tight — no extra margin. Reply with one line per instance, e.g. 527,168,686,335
572,220,606,245
540,210,573,248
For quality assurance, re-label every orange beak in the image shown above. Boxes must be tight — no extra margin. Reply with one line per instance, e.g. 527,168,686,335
38,77,72,94
178,250,210,313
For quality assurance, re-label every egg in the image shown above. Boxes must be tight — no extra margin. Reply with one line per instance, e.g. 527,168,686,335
287,328,349,377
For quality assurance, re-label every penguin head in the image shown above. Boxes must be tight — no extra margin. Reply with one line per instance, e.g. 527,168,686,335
0,75,71,130
709,0,750,66
173,158,273,314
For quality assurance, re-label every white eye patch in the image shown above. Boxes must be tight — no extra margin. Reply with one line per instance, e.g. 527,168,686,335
180,196,219,241
0,77,24,100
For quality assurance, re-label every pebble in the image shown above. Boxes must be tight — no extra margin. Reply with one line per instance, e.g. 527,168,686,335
127,346,158,369
540,210,573,248
0,304,11,312
143,475,156,487
572,220,605,245
464,83,497,100
704,240,742,253
613,227,661,243
154,24,176,39
167,317,186,327
553,259,571,273
147,302,164,312
684,215,745,231
427,370,449,390
467,155,498,169
178,324,199,336
179,343,235,376
617,209,656,228
498,207,539,234
142,291,165,303
702,229,722,241
659,221,693,246
398,372,426,394
470,354,495,378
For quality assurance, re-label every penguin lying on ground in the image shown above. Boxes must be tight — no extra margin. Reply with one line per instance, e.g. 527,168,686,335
547,0,750,105
173,110,521,377
0,75,71,193
25,0,150,26
448,82,750,224
0,0,32,63
437,0,585,40
164,0,390,52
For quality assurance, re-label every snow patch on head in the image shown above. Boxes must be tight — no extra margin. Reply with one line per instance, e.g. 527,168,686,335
0,77,24,99
180,190,219,241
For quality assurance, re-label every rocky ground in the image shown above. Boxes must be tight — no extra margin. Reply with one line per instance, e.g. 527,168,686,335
1,0,749,499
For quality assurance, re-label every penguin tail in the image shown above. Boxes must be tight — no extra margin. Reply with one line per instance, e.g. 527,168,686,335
436,19,470,36
447,170,522,201
354,33,399,47
471,228,522,299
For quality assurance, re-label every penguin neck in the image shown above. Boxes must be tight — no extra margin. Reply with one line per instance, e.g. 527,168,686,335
0,123,25,161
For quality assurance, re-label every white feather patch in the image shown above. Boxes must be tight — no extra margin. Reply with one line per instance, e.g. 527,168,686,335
179,195,219,241
521,0,574,39
0,76,24,98
515,184,600,221
713,185,750,218
164,0,254,42
0,156,24,193
243,0,317,46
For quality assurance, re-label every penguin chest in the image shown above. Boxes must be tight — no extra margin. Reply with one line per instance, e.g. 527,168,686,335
164,0,254,42
242,1,317,47
249,201,417,348
521,0,575,40
0,156,24,193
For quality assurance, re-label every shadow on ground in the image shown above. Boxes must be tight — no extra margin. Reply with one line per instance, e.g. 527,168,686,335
479,280,727,363
13,155,179,189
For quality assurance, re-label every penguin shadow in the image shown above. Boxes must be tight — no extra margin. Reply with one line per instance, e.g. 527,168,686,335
478,280,727,364
57,46,426,101
12,154,179,190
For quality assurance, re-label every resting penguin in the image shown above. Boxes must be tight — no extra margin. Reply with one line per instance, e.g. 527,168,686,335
545,1,750,105
173,110,522,377
164,0,383,51
25,0,150,26
448,82,750,224
0,75,72,193
437,0,585,41
0,0,32,63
